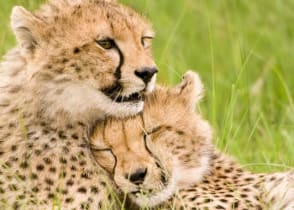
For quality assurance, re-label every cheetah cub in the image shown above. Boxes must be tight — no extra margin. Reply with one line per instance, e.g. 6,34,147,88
0,0,157,209
91,71,294,209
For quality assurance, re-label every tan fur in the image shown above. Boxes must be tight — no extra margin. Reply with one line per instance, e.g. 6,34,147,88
91,71,214,207
0,0,157,209
91,71,294,209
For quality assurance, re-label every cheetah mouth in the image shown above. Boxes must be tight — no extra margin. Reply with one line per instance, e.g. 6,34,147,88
102,84,143,103
128,176,176,207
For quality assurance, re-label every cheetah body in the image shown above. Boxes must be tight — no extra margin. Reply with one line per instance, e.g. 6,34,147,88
0,0,156,209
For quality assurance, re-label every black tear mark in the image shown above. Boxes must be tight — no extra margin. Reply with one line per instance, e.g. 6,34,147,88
113,41,123,80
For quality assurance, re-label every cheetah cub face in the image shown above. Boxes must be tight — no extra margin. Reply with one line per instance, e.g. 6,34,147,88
91,71,213,207
11,0,157,121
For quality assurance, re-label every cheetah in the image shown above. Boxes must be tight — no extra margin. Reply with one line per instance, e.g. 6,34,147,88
0,0,157,209
90,71,294,209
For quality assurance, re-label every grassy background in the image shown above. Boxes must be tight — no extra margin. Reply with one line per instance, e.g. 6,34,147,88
0,0,293,173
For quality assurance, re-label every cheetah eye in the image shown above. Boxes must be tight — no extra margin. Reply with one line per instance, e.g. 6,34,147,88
96,39,115,50
141,36,153,49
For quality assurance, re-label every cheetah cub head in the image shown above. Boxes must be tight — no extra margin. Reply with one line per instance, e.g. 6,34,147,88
91,71,213,207
10,0,157,122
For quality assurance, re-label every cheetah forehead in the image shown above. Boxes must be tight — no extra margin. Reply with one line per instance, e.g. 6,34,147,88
35,0,152,32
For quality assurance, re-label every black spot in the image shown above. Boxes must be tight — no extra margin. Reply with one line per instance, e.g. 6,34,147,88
77,187,87,194
245,177,254,182
100,181,106,187
58,130,67,139
224,168,232,173
13,201,20,210
71,155,78,162
59,171,67,179
71,165,77,171
59,157,67,164
220,199,227,203
75,67,82,73
62,146,70,153
17,194,25,200
51,137,57,142
80,202,90,210
232,201,239,208
62,58,69,63
189,196,199,201
66,179,74,186
79,160,86,166
36,164,44,171
0,187,5,193
81,172,90,179
11,145,18,151
10,157,18,162
243,188,251,192
176,130,184,135
204,198,213,203
49,167,56,173
34,149,42,156
42,129,49,134
45,178,54,186
215,205,225,209
90,186,98,194
71,134,79,140
43,157,52,164
18,175,26,181
32,186,39,193
30,173,38,180
8,184,18,191
48,193,55,199
65,197,74,203
79,151,86,157
2,161,11,168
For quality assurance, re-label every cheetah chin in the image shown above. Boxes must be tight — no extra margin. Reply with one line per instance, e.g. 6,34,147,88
129,168,178,207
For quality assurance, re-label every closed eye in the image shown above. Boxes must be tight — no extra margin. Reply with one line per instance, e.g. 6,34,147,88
90,144,111,152
146,125,163,135
90,144,117,175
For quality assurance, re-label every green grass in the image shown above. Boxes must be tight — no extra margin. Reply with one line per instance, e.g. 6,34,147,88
0,0,293,176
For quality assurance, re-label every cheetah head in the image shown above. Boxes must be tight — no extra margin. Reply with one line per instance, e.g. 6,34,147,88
91,71,213,207
10,0,157,122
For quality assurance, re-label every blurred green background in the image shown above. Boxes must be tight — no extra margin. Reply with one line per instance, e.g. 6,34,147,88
0,0,293,172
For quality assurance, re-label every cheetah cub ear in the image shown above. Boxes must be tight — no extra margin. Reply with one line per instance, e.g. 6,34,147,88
172,70,204,111
10,6,44,53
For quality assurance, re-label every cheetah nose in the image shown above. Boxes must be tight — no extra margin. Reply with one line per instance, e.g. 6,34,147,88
135,67,158,84
127,168,147,185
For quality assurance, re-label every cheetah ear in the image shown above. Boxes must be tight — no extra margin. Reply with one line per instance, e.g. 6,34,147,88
11,6,43,52
173,71,204,111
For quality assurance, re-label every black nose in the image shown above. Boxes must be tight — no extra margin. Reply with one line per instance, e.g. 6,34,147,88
135,67,158,84
127,168,147,185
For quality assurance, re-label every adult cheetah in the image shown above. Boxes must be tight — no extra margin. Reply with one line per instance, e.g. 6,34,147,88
91,71,294,209
0,0,157,209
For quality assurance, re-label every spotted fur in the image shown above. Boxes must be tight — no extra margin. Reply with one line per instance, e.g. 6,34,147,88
0,0,157,209
91,71,294,209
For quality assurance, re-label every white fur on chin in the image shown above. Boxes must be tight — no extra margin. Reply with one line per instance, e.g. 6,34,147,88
130,167,177,207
